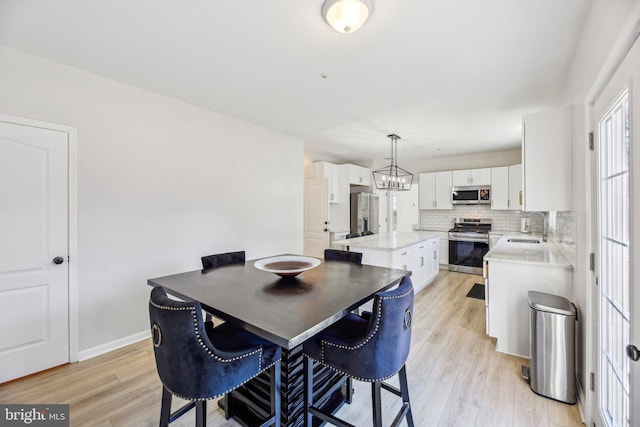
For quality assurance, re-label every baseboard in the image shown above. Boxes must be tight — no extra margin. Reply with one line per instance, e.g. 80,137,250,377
77,330,150,361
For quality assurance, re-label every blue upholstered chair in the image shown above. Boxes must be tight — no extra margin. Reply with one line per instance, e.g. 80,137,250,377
201,250,245,270
149,286,282,427
323,249,363,265
302,276,415,427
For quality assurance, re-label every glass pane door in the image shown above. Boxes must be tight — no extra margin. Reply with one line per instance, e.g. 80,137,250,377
598,90,630,427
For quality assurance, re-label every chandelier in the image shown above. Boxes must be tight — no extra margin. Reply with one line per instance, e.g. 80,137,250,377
373,134,414,191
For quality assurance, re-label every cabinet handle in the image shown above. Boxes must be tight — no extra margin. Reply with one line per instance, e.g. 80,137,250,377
420,256,424,267
519,191,523,206
433,251,437,259
419,246,425,249
330,193,334,201
401,252,408,256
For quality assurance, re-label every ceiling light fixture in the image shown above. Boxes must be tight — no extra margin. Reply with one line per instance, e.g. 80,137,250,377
322,0,373,34
373,134,414,191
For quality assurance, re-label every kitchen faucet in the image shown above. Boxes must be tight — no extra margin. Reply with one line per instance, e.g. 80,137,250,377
530,211,548,242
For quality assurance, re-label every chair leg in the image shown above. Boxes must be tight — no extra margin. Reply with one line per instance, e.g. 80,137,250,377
271,362,281,427
304,356,314,427
222,393,231,419
159,386,172,427
195,400,207,427
371,381,382,427
398,366,414,427
345,377,354,404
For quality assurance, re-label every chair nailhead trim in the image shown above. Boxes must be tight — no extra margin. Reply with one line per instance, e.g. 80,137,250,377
151,297,282,401
305,354,400,383
162,360,281,401
316,286,413,381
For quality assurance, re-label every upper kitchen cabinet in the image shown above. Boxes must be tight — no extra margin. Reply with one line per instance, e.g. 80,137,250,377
452,168,491,186
313,161,340,204
508,164,523,210
522,106,572,211
490,166,509,210
343,164,372,186
419,171,452,210
491,164,523,210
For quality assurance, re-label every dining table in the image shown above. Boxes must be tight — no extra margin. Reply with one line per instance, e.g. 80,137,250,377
147,254,410,427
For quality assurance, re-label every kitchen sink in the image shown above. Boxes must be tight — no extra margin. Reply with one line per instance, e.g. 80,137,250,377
507,238,541,244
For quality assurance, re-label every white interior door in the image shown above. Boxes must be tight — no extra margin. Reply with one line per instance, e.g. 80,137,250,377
592,35,640,427
0,119,70,383
304,178,329,258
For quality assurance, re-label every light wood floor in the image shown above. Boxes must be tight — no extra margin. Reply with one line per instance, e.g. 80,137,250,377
0,271,584,426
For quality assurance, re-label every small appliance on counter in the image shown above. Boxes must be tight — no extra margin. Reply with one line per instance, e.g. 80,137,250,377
521,216,532,234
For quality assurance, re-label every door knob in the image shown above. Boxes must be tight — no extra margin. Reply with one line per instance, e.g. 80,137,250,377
52,256,65,265
627,344,640,361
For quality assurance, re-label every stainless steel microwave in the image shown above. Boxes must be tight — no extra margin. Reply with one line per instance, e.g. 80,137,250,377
452,185,491,205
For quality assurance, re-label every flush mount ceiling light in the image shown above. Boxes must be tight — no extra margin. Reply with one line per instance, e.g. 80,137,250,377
322,0,373,34
373,134,414,192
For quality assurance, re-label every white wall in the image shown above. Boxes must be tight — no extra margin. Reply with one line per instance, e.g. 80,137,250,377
0,46,304,355
557,0,640,416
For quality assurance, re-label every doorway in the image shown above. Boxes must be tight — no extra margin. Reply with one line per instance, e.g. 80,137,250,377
0,115,77,383
591,34,640,427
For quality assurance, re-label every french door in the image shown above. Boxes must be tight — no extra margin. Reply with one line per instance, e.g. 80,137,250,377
593,36,640,427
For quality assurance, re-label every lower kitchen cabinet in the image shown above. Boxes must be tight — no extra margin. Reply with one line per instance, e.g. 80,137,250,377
484,235,573,358
341,234,440,294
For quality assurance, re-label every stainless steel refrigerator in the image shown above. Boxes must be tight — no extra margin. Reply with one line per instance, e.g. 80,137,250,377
350,193,379,235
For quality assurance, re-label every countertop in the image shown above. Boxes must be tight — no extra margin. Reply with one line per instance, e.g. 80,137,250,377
484,234,573,269
333,231,441,251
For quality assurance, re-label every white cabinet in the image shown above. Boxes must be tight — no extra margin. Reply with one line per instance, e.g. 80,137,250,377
344,164,371,186
419,171,452,210
313,162,340,204
490,164,522,210
390,238,439,293
522,106,572,211
490,166,509,210
355,236,440,294
485,258,572,357
452,168,491,186
508,164,523,210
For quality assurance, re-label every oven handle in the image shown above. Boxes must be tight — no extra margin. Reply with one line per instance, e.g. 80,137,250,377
449,236,489,244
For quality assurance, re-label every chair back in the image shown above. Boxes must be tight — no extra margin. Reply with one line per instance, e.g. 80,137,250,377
346,232,360,239
366,276,414,378
149,286,261,399
324,249,362,265
361,230,374,236
201,250,245,270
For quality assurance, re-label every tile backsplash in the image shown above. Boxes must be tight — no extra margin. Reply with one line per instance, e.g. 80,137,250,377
418,206,545,233
418,206,577,265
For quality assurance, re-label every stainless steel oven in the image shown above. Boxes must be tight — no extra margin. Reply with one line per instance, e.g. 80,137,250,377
448,218,491,274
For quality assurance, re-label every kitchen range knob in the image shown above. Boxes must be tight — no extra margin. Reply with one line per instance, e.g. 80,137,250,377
627,344,640,361
52,256,65,265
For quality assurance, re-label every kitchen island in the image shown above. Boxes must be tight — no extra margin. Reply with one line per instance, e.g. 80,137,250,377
333,231,440,293
483,234,573,358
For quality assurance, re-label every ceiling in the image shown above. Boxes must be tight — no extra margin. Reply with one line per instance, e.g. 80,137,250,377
0,0,590,163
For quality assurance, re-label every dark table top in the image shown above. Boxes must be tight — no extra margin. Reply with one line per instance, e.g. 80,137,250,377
147,255,409,349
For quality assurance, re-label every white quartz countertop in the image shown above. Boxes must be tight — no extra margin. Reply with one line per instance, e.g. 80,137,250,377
333,231,441,251
484,234,573,269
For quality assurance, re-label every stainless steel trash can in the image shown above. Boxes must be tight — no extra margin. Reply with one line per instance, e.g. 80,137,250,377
524,291,577,404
